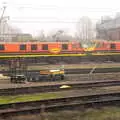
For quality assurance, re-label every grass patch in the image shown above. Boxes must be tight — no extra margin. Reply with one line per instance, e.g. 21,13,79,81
8,107,120,120
41,107,120,120
0,92,61,104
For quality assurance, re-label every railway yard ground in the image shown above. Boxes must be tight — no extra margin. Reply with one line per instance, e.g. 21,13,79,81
1,85,120,104
28,62,120,70
1,85,120,119
0,72,120,87
1,62,120,83
1,62,120,119
7,107,120,120
1,62,120,71
0,72,120,85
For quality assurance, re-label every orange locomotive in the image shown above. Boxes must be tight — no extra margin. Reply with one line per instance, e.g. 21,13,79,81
0,41,84,54
1,40,120,55
89,40,120,53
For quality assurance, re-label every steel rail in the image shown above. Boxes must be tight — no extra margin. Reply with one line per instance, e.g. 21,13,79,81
0,92,120,117
1,67,120,75
0,80,120,96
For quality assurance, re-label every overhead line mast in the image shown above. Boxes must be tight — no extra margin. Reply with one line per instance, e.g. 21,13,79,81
0,4,7,37
0,5,6,23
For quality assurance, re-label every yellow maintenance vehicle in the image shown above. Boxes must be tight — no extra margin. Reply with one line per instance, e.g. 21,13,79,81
10,68,65,83
28,68,65,82
9,58,65,83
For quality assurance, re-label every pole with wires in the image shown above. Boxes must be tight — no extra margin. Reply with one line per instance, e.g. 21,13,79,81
0,5,7,39
0,6,6,23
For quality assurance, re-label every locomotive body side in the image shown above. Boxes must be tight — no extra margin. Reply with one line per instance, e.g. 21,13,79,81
0,41,84,55
89,40,120,53
108,41,120,52
88,40,110,53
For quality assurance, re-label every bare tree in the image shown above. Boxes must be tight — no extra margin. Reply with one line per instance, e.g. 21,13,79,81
76,16,94,43
37,30,45,41
50,29,74,41
52,30,64,41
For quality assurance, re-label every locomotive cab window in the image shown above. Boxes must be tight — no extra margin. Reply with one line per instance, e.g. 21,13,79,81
31,44,37,50
110,43,116,49
0,44,4,50
42,44,48,50
20,44,26,50
62,44,68,50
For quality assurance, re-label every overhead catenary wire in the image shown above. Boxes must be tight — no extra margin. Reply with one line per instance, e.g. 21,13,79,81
3,3,120,14
5,3,120,10
11,17,100,20
9,18,101,23
2,3,118,24
10,21,94,23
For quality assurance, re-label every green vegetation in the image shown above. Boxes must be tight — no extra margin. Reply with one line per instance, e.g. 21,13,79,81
48,107,120,120
0,92,61,104
8,107,120,120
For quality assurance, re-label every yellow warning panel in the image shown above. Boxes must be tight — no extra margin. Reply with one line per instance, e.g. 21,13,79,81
0,53,87,59
49,48,61,54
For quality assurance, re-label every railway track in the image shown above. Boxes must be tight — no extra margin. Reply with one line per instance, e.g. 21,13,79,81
66,67,120,74
0,80,120,96
1,92,120,117
1,67,120,75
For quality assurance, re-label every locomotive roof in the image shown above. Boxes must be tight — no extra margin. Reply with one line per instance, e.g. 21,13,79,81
0,41,74,44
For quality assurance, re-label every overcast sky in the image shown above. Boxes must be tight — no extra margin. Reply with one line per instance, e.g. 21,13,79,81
0,0,120,36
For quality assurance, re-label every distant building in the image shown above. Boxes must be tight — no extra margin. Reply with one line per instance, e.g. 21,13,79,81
0,20,33,42
96,16,120,40
0,20,22,41
12,34,33,42
0,20,11,41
